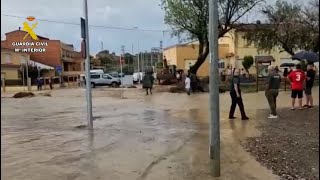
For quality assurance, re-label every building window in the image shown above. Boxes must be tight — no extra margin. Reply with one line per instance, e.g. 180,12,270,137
218,61,225,68
5,53,12,64
20,55,27,64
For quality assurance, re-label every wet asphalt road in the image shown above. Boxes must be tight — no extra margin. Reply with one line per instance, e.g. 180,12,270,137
1,87,318,180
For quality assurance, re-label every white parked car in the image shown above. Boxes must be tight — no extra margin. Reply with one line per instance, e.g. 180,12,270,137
132,72,144,84
88,73,121,88
90,69,104,74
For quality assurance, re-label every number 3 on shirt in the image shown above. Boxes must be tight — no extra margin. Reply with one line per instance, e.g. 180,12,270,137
296,74,301,81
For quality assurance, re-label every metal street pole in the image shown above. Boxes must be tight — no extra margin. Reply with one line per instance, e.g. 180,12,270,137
209,0,220,177
138,52,140,73
151,50,153,69
120,45,125,86
131,43,134,72
137,41,140,73
22,65,25,91
38,67,41,78
84,0,93,129
26,59,30,91
142,52,144,73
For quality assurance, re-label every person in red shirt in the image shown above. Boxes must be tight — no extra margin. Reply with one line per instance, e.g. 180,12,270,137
287,64,306,110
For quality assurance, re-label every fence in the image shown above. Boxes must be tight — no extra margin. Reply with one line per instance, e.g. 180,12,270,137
1,75,80,92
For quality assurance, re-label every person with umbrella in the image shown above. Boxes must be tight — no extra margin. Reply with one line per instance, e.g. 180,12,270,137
304,64,316,108
292,51,319,63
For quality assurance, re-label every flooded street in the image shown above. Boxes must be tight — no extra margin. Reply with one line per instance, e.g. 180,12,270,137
1,87,318,180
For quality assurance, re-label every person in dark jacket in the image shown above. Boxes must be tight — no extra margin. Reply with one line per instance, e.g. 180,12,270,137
142,72,155,95
49,77,53,90
36,78,42,91
228,69,249,120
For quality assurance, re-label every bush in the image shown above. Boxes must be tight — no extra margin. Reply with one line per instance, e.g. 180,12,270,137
242,55,254,73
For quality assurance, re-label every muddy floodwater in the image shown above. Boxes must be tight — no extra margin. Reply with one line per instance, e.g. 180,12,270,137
1,87,318,180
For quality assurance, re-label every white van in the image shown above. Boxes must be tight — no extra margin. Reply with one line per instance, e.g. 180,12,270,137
132,72,144,84
90,69,104,74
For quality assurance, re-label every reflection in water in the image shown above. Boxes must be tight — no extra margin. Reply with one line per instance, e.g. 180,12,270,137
88,129,94,151
229,120,236,130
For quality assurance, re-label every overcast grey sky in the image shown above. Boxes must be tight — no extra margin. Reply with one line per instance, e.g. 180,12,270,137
1,0,181,55
1,0,301,55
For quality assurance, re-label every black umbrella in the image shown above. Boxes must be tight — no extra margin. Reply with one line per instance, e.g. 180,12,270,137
292,51,319,63
280,63,296,67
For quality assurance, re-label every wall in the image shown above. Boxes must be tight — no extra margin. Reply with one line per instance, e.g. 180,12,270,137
164,44,230,77
1,69,19,79
1,49,30,65
2,31,62,67
1,49,30,80
235,31,292,67
163,47,177,66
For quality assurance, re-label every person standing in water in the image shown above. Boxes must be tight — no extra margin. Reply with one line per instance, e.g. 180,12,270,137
265,65,281,119
142,72,155,95
228,69,249,120
287,64,306,110
49,77,53,90
185,74,191,95
304,64,316,108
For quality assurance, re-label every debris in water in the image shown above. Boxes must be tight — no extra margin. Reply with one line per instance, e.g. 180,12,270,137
13,92,35,98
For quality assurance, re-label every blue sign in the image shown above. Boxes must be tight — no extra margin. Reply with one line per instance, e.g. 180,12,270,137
56,65,62,74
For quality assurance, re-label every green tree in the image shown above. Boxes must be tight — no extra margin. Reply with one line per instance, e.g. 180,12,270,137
124,53,134,65
242,55,254,74
243,0,319,55
300,61,308,71
161,0,263,75
100,56,113,65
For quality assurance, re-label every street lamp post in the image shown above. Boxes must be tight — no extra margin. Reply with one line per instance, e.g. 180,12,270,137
209,0,220,177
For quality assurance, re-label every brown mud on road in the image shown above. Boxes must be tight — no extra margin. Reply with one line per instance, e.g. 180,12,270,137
3,87,318,180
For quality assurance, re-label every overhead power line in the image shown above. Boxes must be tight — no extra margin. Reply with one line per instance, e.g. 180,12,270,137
1,13,172,33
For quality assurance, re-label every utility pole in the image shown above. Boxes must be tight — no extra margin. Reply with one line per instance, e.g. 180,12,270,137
131,43,134,72
141,52,144,73
83,0,93,129
159,41,163,63
150,50,153,70
20,60,25,91
37,66,41,78
137,41,140,73
101,41,103,51
120,45,125,85
26,59,30,91
208,0,220,177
